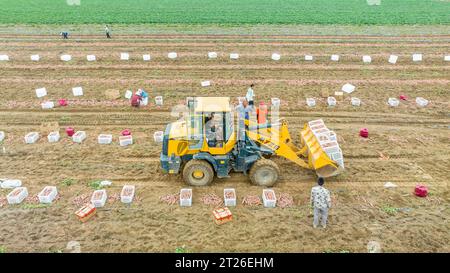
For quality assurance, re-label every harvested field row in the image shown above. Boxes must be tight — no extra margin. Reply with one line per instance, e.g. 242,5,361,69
0,34,449,253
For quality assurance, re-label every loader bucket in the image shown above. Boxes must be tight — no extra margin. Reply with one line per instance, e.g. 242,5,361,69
300,120,344,177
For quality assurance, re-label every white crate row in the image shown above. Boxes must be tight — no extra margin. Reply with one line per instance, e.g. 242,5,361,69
35,86,83,98
5,53,449,63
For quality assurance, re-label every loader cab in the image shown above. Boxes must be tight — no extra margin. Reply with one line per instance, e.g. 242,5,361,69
186,97,235,155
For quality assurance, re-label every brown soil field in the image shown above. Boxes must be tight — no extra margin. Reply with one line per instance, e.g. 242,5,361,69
0,34,449,253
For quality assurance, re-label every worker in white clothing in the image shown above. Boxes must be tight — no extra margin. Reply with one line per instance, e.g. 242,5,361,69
310,177,332,229
246,84,255,107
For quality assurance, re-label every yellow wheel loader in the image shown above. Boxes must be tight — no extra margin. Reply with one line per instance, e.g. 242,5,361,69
160,97,344,186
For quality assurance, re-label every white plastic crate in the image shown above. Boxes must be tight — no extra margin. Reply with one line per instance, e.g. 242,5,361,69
124,90,133,99
30,54,40,61
180,188,192,207
416,97,429,107
330,54,340,61
86,55,96,61
262,189,277,208
41,101,54,109
388,98,399,107
208,52,218,59
0,55,9,61
121,185,135,204
38,186,58,204
91,189,107,208
0,179,22,189
168,52,177,59
224,188,236,207
141,54,150,61
60,54,72,61
271,98,280,107
271,53,281,61
0,131,4,142
153,131,164,142
25,132,39,144
412,54,422,62
230,53,239,60
97,134,112,144
155,96,163,106
72,87,83,96
351,97,361,106
342,83,355,94
72,131,86,143
47,131,60,143
119,135,133,146
35,87,47,98
362,55,372,63
327,97,336,106
445,55,450,61
201,80,211,87
120,52,129,60
322,141,341,155
388,55,398,64
306,98,316,107
141,97,148,106
329,131,337,142
7,187,28,204
305,55,313,61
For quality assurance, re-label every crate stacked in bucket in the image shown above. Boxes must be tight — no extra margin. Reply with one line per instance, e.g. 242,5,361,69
308,119,344,169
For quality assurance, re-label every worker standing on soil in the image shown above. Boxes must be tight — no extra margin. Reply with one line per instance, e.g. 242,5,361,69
246,84,255,107
310,177,331,229
105,25,111,38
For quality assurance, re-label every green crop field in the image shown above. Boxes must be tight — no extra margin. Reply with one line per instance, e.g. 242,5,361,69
0,0,448,25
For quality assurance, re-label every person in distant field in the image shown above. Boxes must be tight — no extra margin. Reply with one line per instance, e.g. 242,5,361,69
131,91,142,107
105,25,111,38
310,177,331,229
246,84,255,107
61,32,69,39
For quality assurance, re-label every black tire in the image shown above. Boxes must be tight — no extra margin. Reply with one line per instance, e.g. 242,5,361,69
249,159,280,187
182,159,214,186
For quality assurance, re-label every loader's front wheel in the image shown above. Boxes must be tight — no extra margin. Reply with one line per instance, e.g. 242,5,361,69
183,159,214,186
249,159,280,187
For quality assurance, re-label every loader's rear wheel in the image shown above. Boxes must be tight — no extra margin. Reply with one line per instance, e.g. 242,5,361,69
249,159,280,187
183,160,214,186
